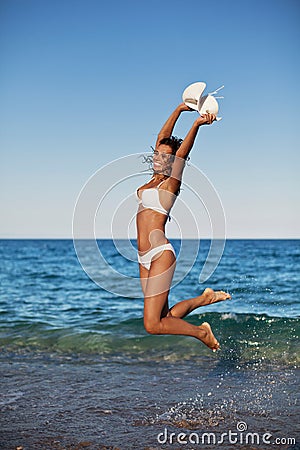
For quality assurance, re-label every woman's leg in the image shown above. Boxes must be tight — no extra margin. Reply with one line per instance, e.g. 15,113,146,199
139,263,149,296
168,288,231,319
143,250,220,351
141,261,230,318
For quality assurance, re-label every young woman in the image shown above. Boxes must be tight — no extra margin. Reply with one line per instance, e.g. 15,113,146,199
136,103,231,351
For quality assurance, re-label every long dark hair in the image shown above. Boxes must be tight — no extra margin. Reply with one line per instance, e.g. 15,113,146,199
159,136,183,154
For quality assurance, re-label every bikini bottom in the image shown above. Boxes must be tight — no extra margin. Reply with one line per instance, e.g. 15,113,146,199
138,243,176,270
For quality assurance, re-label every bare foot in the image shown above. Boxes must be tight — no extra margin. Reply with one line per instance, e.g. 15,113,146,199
199,288,231,306
198,322,220,352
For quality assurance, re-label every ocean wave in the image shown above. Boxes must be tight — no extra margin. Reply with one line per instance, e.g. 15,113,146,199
0,312,298,366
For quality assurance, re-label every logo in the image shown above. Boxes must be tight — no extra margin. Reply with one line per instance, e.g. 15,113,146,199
72,153,226,297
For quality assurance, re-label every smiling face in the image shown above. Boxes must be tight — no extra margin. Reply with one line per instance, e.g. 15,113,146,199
152,144,174,174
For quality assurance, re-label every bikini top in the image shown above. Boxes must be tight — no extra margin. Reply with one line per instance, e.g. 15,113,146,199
136,178,170,217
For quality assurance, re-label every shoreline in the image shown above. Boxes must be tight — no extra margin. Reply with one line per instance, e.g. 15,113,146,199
1,353,299,450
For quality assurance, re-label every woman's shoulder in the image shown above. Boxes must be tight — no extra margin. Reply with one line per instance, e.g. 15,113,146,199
163,177,181,196
137,176,155,191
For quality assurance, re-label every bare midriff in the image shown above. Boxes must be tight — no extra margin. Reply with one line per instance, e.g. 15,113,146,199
136,207,169,254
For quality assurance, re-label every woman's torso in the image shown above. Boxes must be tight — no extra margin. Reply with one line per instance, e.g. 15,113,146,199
136,177,178,252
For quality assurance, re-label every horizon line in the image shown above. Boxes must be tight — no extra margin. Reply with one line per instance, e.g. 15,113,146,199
0,237,299,241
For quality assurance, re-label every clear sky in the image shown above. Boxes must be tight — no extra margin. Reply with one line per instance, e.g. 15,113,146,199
1,0,299,238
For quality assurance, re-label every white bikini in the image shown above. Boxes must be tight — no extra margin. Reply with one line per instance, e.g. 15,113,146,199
136,178,176,270
136,179,169,216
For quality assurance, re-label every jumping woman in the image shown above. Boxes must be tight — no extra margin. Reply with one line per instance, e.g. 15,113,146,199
136,103,231,351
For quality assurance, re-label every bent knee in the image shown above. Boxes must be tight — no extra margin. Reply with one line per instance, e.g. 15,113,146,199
143,318,162,335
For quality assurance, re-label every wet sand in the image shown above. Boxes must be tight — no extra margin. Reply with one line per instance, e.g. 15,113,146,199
0,353,299,450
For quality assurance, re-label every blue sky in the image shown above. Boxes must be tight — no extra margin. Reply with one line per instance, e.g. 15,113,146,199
1,0,299,238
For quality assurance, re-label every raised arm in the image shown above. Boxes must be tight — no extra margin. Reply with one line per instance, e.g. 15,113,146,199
155,103,192,148
168,113,216,188
175,113,216,161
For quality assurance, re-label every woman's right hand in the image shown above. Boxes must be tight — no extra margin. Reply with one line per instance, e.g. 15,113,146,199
178,102,194,112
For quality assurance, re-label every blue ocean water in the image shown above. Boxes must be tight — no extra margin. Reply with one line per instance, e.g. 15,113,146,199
0,239,299,365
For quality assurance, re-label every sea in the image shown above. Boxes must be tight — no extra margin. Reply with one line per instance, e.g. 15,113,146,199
0,239,299,450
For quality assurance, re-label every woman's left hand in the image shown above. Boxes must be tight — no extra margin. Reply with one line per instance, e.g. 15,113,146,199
195,113,216,126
